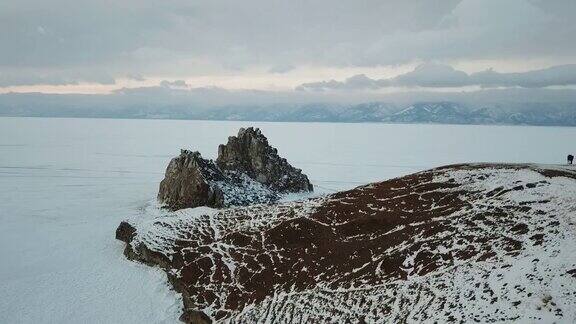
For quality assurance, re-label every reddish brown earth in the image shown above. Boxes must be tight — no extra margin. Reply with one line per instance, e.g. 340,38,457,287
117,163,576,323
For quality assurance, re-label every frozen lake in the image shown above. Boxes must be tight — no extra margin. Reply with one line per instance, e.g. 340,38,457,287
1,117,575,323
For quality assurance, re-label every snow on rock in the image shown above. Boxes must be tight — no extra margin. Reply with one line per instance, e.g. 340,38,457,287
157,128,312,210
119,163,576,323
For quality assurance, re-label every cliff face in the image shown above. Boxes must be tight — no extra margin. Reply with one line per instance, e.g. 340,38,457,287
157,150,227,210
216,127,313,192
121,163,576,323
157,128,312,210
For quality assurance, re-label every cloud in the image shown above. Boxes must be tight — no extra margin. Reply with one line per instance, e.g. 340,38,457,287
470,65,576,88
297,63,576,91
1,0,576,87
394,64,469,87
268,64,295,74
159,79,189,89
126,74,146,81
0,69,115,87
296,74,384,91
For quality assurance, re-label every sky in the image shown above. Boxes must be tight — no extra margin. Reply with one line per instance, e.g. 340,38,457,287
1,0,576,97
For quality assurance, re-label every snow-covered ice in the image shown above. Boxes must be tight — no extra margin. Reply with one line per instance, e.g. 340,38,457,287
1,117,575,323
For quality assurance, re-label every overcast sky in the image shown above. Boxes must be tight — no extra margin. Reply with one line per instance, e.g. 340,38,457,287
1,0,575,95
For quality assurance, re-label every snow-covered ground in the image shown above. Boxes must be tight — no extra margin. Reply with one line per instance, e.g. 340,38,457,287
1,117,575,323
125,164,576,323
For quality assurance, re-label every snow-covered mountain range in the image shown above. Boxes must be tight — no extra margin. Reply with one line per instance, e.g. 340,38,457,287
2,91,576,126
203,102,576,126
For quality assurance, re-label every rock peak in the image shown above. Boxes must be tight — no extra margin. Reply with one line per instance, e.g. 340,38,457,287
217,127,313,192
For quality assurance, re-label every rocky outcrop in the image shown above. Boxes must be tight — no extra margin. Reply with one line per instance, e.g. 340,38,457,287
157,150,280,210
157,128,312,210
119,163,576,323
115,221,136,243
158,150,227,210
216,127,313,192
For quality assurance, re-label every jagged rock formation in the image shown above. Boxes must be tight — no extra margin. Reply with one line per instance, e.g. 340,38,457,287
119,163,576,323
216,127,313,192
157,150,227,210
157,128,312,210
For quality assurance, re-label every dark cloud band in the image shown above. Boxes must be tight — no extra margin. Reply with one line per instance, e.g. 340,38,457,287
297,64,576,91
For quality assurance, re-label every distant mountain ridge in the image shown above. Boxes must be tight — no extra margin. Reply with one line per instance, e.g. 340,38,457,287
1,93,576,126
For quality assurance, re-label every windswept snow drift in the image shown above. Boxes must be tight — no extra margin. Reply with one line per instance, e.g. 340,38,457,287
119,163,576,323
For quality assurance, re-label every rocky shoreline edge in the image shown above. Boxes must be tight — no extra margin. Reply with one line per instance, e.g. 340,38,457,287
116,162,576,323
